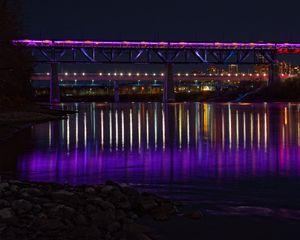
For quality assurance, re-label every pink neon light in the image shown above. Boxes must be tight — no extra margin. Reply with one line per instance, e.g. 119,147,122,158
11,39,300,51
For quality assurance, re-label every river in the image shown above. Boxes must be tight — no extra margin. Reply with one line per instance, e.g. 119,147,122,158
1,102,300,207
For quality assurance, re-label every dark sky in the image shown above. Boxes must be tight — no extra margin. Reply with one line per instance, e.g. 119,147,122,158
23,0,300,42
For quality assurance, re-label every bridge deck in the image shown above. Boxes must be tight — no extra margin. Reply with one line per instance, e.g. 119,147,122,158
13,40,300,53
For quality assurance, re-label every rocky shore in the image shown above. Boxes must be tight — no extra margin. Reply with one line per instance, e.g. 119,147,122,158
0,178,180,240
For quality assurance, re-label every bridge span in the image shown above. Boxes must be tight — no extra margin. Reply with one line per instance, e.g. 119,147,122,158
13,39,300,103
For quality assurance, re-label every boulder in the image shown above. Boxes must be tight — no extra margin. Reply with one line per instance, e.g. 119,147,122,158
0,182,9,191
0,208,14,219
0,199,10,208
12,199,32,214
49,204,75,218
85,187,96,194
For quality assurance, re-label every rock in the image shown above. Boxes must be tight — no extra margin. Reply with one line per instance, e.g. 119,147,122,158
86,204,98,214
0,208,14,219
101,185,115,193
84,225,102,239
0,223,7,233
105,232,112,240
116,200,131,209
3,191,12,197
116,209,127,221
108,190,131,209
0,179,176,240
90,209,116,227
20,192,31,198
2,228,16,240
127,211,139,220
89,198,115,210
0,199,10,208
73,214,88,226
107,221,121,232
51,190,74,201
0,182,9,191
10,185,18,193
122,187,140,199
85,187,96,194
8,180,22,184
50,205,75,218
20,187,43,196
32,204,42,214
39,218,66,231
12,199,32,214
137,196,158,212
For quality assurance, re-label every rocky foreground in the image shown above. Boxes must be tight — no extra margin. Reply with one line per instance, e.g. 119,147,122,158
0,178,183,240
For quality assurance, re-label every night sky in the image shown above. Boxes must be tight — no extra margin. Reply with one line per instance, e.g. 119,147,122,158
22,0,300,71
23,0,300,42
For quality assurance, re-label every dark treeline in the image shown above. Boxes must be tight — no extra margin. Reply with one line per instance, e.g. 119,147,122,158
0,0,33,107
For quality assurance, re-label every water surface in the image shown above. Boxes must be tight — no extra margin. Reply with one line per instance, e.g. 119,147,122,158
1,102,300,205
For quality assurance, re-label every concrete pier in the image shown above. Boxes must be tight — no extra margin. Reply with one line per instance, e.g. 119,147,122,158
268,61,280,85
114,80,120,102
163,63,175,102
50,63,60,103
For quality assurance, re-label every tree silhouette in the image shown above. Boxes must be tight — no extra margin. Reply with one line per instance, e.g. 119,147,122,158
0,0,33,107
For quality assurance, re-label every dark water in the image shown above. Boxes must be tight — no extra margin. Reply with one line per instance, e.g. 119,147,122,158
1,102,300,209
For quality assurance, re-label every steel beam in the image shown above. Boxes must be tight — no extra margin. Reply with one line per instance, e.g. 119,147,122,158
26,47,279,64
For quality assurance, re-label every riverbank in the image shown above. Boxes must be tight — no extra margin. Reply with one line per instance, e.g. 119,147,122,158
0,104,76,143
0,178,178,240
241,78,300,102
1,178,300,240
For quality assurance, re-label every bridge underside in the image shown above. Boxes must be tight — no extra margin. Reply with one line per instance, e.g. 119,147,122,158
31,48,280,103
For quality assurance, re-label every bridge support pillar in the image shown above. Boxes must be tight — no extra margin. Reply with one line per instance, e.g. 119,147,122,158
268,61,280,85
50,63,60,103
163,63,175,102
114,80,120,102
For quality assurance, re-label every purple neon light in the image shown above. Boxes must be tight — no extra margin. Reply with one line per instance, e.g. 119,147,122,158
12,39,300,51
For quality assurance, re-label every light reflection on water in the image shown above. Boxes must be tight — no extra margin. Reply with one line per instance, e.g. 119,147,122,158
15,103,300,191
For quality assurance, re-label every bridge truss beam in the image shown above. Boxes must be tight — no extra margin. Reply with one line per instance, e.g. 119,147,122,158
27,47,278,65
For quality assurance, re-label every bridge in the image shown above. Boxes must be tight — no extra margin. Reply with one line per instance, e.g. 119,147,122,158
13,39,300,103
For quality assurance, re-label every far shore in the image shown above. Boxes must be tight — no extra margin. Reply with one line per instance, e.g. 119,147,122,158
0,104,76,143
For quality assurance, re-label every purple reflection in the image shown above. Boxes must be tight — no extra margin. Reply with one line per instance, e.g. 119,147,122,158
13,103,300,188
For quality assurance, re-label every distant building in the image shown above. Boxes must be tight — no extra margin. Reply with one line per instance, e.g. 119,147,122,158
293,66,300,75
254,64,269,74
228,64,238,74
207,65,218,74
278,61,292,74
254,54,269,74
